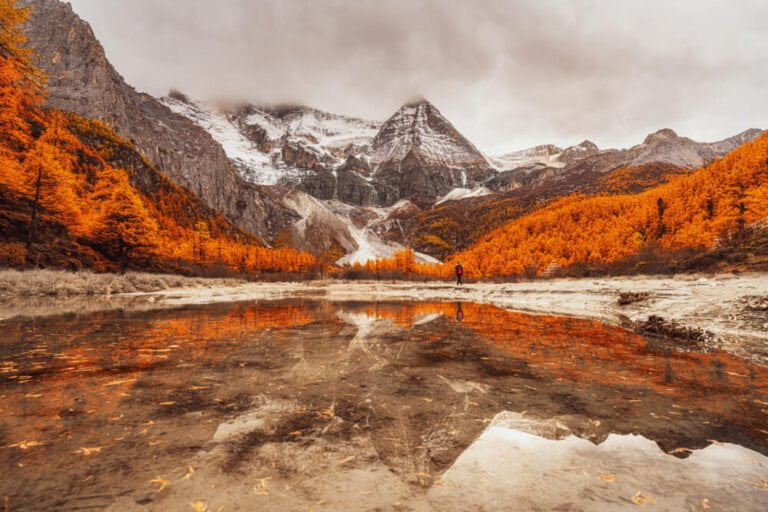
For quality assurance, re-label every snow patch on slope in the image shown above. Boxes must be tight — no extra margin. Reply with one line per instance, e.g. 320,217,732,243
328,200,440,265
370,101,487,167
490,145,566,171
162,96,297,185
161,96,380,186
436,187,492,205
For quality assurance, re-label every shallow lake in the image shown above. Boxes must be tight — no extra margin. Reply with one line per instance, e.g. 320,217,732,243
1,299,767,511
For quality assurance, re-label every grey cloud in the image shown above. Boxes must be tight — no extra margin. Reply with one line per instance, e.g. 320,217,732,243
67,0,768,153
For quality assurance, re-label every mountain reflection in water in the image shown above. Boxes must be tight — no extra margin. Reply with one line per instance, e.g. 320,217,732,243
1,300,766,511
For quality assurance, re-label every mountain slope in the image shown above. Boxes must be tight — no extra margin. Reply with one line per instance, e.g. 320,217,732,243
166,95,499,208
1,2,316,274
490,140,600,171
161,94,380,189
405,128,764,259
0,108,317,273
20,0,299,242
367,99,497,206
449,132,768,277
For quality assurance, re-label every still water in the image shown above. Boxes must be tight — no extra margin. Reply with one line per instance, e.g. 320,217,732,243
1,300,767,511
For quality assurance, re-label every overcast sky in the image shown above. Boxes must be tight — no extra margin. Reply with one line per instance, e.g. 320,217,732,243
67,0,767,154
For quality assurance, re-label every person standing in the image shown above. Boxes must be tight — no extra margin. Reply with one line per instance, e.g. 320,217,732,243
454,262,464,286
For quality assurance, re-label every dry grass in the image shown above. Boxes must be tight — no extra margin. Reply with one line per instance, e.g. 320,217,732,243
0,269,245,297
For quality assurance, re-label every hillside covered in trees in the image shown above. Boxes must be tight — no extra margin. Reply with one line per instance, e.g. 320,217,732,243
447,133,768,277
0,1,316,274
352,132,768,279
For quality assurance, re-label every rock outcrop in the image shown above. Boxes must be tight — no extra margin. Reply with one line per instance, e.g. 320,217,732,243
20,0,294,243
366,100,497,206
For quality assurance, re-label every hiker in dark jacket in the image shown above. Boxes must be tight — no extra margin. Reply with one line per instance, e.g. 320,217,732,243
455,262,464,286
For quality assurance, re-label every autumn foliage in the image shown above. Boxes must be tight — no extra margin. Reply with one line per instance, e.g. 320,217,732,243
0,1,316,274
447,134,768,277
338,247,450,279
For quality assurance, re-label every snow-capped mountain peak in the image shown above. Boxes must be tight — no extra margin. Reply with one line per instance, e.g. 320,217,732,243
369,99,489,168
161,93,380,185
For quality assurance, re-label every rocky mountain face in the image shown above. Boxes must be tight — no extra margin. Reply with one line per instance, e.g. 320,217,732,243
485,129,764,194
365,100,497,207
490,140,600,171
166,96,498,208
161,94,380,194
403,127,764,259
20,0,302,245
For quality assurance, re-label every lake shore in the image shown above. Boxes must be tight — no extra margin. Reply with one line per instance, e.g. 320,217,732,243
2,270,766,361
144,273,768,362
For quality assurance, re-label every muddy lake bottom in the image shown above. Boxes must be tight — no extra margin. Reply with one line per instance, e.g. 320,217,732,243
1,299,767,511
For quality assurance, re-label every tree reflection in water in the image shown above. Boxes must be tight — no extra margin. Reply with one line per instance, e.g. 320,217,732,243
1,299,766,511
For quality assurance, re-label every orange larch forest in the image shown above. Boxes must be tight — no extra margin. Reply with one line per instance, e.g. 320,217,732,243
360,132,768,278
0,0,316,274
450,132,768,277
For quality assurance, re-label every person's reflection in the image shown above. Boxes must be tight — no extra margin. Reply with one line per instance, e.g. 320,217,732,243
455,302,464,323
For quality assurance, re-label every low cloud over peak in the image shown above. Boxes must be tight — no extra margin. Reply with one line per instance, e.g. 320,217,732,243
68,0,768,154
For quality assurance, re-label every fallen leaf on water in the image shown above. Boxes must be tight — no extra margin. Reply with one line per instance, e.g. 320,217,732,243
254,476,272,489
75,447,103,456
190,501,208,512
631,491,656,507
701,498,710,509
104,378,136,387
150,478,170,492
598,473,616,482
183,465,196,480
6,441,43,450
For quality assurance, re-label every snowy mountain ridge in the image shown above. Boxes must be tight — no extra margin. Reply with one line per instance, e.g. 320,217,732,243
161,94,380,186
490,140,601,171
369,100,489,167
